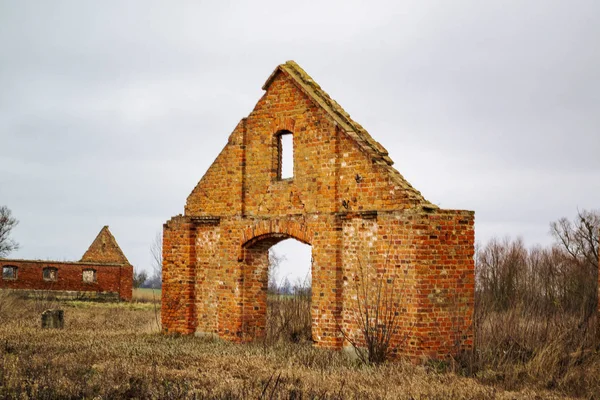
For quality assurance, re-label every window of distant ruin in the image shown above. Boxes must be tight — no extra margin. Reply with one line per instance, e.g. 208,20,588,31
277,131,294,180
2,266,17,280
82,269,97,283
43,267,58,282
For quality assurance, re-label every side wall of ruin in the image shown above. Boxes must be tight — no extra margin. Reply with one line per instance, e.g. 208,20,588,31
0,259,132,301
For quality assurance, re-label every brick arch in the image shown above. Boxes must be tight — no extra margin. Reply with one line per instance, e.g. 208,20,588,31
239,229,314,340
270,116,296,134
239,219,313,260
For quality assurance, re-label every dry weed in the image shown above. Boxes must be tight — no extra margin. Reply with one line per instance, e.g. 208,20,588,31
0,293,581,399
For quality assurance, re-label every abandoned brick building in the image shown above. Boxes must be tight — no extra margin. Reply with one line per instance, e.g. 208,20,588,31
0,226,133,301
162,61,475,359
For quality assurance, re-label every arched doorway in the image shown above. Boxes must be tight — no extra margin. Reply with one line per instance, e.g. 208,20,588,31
241,233,312,341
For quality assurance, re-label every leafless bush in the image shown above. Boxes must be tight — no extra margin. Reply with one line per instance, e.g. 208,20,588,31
264,273,312,345
341,258,402,365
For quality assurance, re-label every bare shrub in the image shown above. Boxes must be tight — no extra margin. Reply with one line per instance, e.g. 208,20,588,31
341,258,402,365
265,273,312,345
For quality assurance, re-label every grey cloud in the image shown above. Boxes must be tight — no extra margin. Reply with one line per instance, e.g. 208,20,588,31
1,0,598,276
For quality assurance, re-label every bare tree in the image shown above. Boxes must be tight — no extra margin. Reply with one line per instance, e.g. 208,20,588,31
475,237,528,310
133,268,148,289
148,232,162,289
550,209,599,321
0,206,19,258
268,249,285,294
550,209,599,271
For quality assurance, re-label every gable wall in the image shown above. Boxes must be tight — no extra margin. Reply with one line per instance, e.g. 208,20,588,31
185,121,245,216
80,227,130,264
185,71,426,218
163,64,475,360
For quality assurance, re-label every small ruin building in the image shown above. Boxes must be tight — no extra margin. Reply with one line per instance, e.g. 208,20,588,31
162,61,475,360
0,226,133,301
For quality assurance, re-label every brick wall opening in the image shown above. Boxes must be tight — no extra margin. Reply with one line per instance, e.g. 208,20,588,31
43,267,58,282
267,239,312,342
2,266,17,280
82,269,97,283
276,130,294,180
269,239,312,292
242,234,312,340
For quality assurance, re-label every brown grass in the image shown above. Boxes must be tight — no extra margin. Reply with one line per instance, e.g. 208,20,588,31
0,291,583,399
264,293,312,345
467,306,600,398
132,288,162,304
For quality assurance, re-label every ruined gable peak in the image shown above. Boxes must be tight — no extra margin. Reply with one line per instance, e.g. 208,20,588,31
263,60,394,166
80,226,130,264
262,61,430,206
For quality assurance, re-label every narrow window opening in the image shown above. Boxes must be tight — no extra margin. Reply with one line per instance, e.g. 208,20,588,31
82,269,97,283
43,267,58,281
2,266,17,280
278,132,294,179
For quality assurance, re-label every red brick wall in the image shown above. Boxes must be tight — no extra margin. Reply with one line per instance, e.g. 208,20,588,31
161,216,198,334
0,259,133,301
163,62,475,360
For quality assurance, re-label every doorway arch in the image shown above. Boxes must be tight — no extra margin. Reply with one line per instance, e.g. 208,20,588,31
241,233,312,340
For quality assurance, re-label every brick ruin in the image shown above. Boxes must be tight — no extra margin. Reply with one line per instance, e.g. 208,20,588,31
0,226,133,301
162,61,475,359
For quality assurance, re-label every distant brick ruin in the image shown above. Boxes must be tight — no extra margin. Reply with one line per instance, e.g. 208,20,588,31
162,61,475,360
0,226,133,301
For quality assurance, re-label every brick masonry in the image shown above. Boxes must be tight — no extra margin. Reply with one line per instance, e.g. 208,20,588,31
162,61,475,360
0,226,133,301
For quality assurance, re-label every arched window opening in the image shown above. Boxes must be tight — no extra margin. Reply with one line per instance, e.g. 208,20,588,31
277,131,294,180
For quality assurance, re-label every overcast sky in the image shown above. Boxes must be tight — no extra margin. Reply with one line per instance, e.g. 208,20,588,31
1,0,598,283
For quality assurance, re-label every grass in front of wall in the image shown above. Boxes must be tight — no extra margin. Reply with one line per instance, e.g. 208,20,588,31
132,287,162,303
0,291,586,399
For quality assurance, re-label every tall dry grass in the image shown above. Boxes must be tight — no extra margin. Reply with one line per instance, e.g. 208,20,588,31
461,235,600,397
466,304,600,397
0,293,569,399
132,288,162,304
265,292,312,344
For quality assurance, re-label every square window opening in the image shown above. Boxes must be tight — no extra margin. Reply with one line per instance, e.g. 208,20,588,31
43,267,58,282
83,269,97,283
2,266,17,280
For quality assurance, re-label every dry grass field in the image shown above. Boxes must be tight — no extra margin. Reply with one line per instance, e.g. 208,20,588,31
132,288,162,304
1,291,597,399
